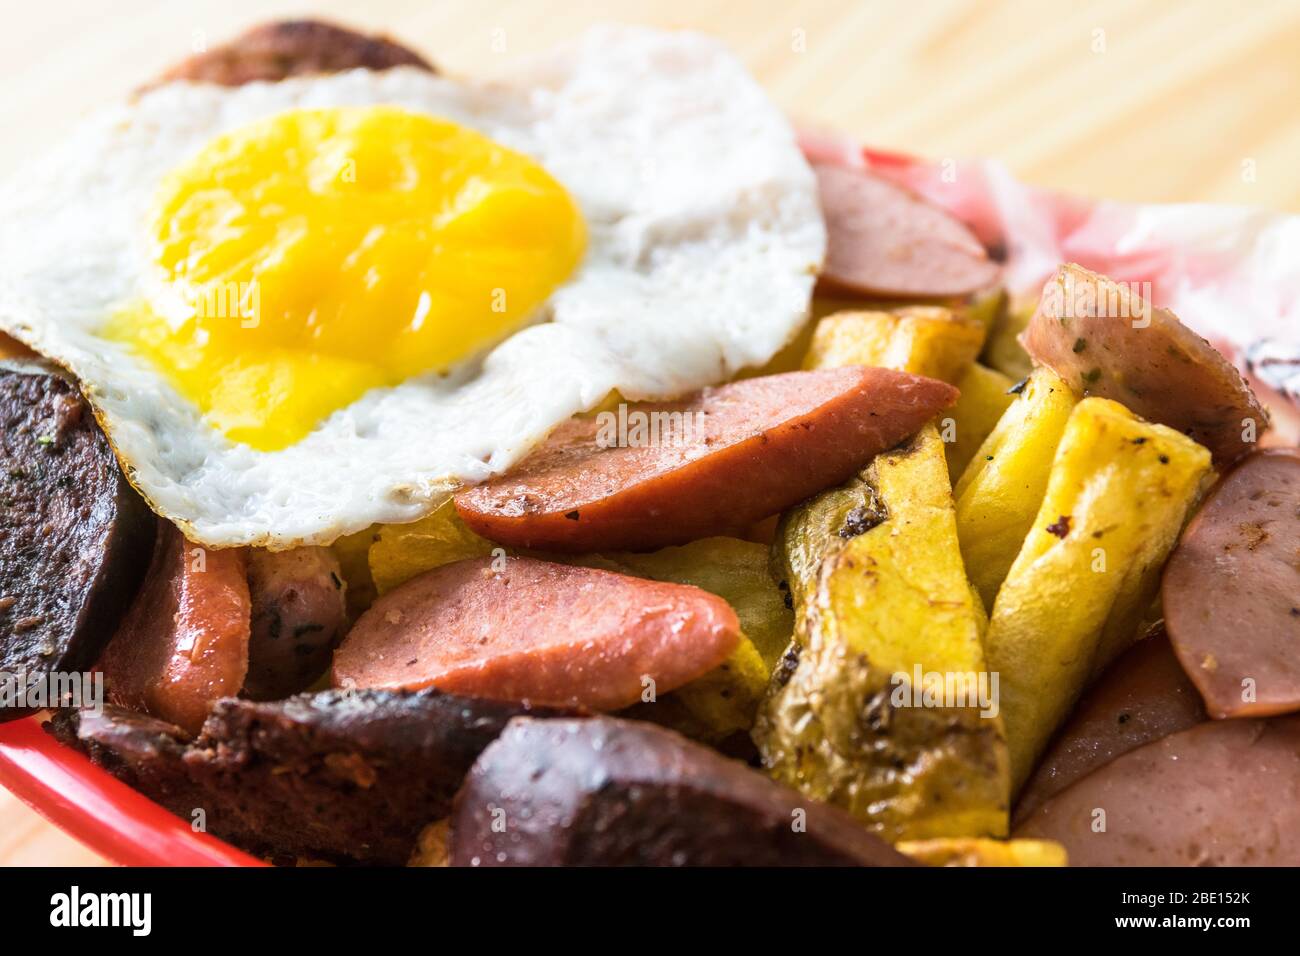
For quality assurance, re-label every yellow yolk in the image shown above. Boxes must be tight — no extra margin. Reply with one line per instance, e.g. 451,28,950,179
105,106,586,450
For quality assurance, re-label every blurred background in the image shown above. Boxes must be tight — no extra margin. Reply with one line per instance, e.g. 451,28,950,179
2,0,1298,864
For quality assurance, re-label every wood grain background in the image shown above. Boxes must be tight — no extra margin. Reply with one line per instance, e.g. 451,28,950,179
3,0,1298,865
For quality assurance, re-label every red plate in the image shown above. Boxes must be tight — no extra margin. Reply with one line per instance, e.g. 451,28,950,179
0,715,263,866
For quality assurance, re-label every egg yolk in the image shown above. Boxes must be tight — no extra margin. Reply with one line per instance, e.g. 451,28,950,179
105,106,586,450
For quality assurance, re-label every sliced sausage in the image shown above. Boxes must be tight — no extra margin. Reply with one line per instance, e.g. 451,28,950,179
1022,264,1268,464
0,363,155,721
48,688,563,866
96,523,250,734
150,18,434,88
1014,625,1204,822
333,556,739,711
454,367,958,552
1015,717,1300,865
450,716,914,866
245,546,348,700
814,162,1001,299
1162,449,1300,717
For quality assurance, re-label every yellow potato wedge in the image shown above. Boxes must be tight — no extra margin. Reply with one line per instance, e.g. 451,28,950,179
639,635,770,743
986,398,1212,788
802,307,985,383
758,425,1010,841
599,537,792,742
897,837,1067,867
959,286,1008,333
980,294,1034,381
368,497,494,595
408,820,451,867
599,537,793,671
331,525,380,617
770,472,886,620
943,362,1016,480
954,367,1077,610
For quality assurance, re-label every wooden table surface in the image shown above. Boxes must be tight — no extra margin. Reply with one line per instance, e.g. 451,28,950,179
3,0,1299,866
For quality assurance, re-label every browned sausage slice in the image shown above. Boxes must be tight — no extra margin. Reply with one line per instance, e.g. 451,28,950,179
244,546,348,700
1162,449,1300,717
814,162,1001,298
450,716,914,866
1022,264,1268,464
49,688,564,865
150,19,434,88
333,556,739,710
97,524,250,734
1014,625,1204,822
1015,717,1300,865
0,363,155,720
454,367,958,552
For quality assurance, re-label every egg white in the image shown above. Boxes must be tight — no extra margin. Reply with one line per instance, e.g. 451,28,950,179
0,26,825,548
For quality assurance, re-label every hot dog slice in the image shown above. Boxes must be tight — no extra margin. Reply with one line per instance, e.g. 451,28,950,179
814,163,1000,299
97,524,251,735
1162,449,1300,717
1014,625,1204,822
0,363,155,721
244,546,349,700
1015,717,1300,865
454,367,958,552
332,556,739,710
450,716,914,866
1022,264,1268,464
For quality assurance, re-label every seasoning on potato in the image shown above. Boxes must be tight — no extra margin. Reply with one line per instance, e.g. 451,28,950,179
984,397,1212,789
757,425,1010,842
954,366,1077,610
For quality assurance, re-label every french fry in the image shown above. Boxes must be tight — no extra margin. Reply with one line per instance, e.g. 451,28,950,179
758,425,1010,841
598,536,793,671
802,307,985,383
897,837,1067,867
661,635,770,742
980,293,1034,380
944,362,1016,479
368,497,494,595
593,537,792,743
331,525,379,616
985,398,1212,788
954,367,1077,610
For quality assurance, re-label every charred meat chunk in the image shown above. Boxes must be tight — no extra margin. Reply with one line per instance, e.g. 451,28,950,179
451,716,914,866
0,363,154,720
50,688,562,865
150,19,434,88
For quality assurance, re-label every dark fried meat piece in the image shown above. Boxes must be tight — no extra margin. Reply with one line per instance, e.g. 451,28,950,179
48,689,564,865
149,19,434,89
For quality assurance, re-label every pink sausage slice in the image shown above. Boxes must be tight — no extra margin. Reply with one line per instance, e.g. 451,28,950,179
332,556,740,711
814,162,1000,298
454,367,958,552
1015,717,1300,866
1162,449,1300,718
1014,625,1204,823
97,524,251,735
1022,264,1268,464
244,546,349,701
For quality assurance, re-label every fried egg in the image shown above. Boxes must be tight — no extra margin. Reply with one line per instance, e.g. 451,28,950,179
0,26,824,548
